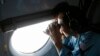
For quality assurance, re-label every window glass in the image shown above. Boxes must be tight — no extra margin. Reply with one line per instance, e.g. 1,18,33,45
11,20,52,53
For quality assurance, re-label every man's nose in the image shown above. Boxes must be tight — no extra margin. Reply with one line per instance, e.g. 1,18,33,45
60,27,64,34
58,18,63,24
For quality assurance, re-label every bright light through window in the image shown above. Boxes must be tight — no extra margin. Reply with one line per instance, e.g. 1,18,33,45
11,20,52,53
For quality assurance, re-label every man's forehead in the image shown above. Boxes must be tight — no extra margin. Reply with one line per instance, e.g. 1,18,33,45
58,13,64,18
58,18,63,24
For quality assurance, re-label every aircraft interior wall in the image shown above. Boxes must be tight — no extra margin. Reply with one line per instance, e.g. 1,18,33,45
0,0,100,56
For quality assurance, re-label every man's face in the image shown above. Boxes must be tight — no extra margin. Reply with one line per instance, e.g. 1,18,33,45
55,13,70,36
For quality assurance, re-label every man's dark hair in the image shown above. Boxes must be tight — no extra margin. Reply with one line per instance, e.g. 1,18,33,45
52,2,69,17
52,2,86,33
52,2,71,28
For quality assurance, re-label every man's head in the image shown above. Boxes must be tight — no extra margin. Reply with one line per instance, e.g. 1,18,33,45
52,2,81,35
52,2,71,35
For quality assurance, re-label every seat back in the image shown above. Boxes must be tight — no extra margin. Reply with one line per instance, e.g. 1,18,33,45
87,0,100,32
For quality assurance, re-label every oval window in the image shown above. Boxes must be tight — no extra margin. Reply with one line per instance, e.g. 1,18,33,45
10,20,52,53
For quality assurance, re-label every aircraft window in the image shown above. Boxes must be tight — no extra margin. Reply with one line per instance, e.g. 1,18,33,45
10,20,52,54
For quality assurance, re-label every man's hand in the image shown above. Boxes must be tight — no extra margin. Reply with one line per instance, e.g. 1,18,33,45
48,21,61,42
46,21,63,52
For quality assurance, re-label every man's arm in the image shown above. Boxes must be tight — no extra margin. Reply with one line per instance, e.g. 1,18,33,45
47,21,63,53
46,21,72,56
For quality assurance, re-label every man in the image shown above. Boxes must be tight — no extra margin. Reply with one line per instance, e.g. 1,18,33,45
46,2,83,56
46,2,100,56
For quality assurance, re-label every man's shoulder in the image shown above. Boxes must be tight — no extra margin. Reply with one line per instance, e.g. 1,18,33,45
81,31,100,39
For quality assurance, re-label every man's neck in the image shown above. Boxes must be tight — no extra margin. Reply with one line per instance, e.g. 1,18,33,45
73,31,79,38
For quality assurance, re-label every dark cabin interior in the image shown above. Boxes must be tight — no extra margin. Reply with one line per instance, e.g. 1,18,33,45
0,0,100,56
